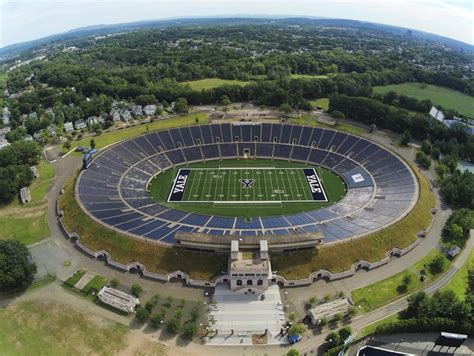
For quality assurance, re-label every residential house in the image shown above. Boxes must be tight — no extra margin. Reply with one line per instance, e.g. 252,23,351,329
24,134,33,141
110,108,121,122
74,119,87,130
64,122,74,133
28,112,38,120
120,109,132,122
2,107,11,125
87,116,104,127
429,106,445,122
130,104,143,117
143,104,157,116
46,107,56,122
0,137,10,150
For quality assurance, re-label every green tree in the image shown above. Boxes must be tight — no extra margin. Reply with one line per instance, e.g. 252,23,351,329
166,317,181,334
0,240,37,292
325,331,341,348
332,110,345,120
400,129,412,146
110,277,119,288
174,98,188,114
421,140,432,155
338,326,352,341
135,307,150,322
150,313,163,328
221,95,231,113
429,255,446,275
131,283,143,297
286,349,300,356
90,139,96,149
279,102,293,114
181,322,197,339
63,140,71,150
416,150,431,169
288,323,306,336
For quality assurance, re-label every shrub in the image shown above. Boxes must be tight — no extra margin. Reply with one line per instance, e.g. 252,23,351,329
131,283,143,297
166,318,181,334
182,322,197,339
135,307,150,322
150,314,163,328
288,323,306,336
110,277,119,288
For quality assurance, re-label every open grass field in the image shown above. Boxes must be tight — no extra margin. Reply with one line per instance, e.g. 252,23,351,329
148,159,346,217
441,248,474,300
351,249,448,312
70,113,209,152
373,83,474,117
0,213,49,245
180,78,251,90
0,159,54,245
272,162,434,277
0,301,129,355
60,174,227,279
310,98,329,111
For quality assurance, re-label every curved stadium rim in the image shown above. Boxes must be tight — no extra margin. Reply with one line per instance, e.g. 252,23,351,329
75,122,419,247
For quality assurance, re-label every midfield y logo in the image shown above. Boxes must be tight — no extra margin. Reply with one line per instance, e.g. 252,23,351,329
239,179,255,188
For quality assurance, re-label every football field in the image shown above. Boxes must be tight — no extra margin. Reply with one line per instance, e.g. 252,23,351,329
168,166,327,203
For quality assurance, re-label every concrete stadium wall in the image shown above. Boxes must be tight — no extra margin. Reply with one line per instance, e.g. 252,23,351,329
57,198,422,288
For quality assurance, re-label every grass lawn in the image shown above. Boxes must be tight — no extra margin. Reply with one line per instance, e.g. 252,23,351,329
0,213,49,245
360,313,400,337
70,113,209,152
148,159,347,217
81,275,108,295
289,74,329,80
310,98,329,111
60,175,227,280
373,83,474,117
351,249,449,313
0,301,128,355
290,115,367,136
180,78,251,90
64,269,87,288
272,163,435,278
441,248,474,300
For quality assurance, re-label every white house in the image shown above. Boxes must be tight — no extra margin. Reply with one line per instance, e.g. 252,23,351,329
74,119,87,130
97,286,140,313
130,104,143,117
64,122,74,133
2,107,11,125
143,104,157,116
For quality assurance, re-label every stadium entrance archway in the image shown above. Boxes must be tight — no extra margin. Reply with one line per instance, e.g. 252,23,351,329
243,148,251,159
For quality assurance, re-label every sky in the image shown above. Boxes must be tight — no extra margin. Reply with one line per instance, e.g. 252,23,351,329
1,0,473,48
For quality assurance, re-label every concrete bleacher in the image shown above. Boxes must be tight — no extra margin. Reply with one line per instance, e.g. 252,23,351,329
77,123,418,244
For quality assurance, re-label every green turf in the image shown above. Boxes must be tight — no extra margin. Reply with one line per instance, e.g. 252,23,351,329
81,275,108,295
148,159,347,217
180,78,251,90
441,248,474,300
373,83,474,117
64,269,87,288
309,98,329,111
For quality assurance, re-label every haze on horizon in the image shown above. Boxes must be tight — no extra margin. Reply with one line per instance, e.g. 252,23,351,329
0,0,473,48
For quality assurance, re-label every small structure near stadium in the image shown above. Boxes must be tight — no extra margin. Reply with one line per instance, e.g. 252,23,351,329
97,286,140,313
307,297,351,325
229,240,272,291
20,186,31,204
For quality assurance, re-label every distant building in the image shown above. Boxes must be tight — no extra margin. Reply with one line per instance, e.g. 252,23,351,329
143,104,157,116
97,286,140,313
130,104,143,117
120,109,132,122
33,131,43,141
0,127,11,138
64,122,74,133
429,106,445,122
229,240,272,291
0,137,10,150
110,109,121,122
28,112,38,120
447,245,461,259
24,134,33,142
20,187,31,204
87,116,104,127
2,107,11,125
307,298,351,325
74,119,87,130
30,165,39,179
